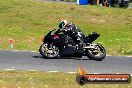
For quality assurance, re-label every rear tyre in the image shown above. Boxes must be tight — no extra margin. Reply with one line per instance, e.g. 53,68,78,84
86,43,106,61
39,43,59,59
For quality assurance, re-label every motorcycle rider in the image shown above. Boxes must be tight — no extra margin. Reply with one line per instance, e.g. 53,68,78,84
57,19,85,48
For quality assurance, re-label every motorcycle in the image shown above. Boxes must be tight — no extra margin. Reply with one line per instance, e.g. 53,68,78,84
39,29,106,60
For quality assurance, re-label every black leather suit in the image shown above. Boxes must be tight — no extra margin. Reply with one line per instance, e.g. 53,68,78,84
61,23,85,44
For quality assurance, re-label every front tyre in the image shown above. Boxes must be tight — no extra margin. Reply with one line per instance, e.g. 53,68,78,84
86,43,106,61
39,43,59,58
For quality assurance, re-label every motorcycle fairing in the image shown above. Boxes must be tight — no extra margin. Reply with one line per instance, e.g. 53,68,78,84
85,32,100,43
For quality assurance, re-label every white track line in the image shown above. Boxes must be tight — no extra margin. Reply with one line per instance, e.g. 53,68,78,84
12,50,37,53
28,70,38,71
125,56,132,57
2,69,132,76
47,71,59,73
66,72,77,74
12,50,20,52
2,50,132,57
4,69,15,71
93,73,100,74
106,55,112,56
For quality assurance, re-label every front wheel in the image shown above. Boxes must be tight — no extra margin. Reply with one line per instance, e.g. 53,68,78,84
39,43,59,58
86,43,106,61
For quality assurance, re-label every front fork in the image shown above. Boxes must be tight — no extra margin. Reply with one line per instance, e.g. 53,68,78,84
83,43,98,49
84,44,99,54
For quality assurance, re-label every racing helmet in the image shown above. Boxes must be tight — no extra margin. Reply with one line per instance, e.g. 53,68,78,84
59,20,69,29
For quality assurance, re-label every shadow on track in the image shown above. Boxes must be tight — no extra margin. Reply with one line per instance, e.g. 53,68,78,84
32,55,81,59
32,55,102,61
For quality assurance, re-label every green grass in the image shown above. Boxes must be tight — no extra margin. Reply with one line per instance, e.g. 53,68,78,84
129,3,132,7
0,0,132,55
0,71,131,88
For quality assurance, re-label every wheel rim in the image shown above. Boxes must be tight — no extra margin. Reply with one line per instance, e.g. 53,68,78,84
41,43,59,58
89,44,105,56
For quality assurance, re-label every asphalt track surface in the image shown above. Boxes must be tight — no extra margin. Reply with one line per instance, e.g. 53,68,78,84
0,50,132,74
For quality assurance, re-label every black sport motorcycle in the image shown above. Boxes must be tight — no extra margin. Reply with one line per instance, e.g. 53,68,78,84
39,29,106,60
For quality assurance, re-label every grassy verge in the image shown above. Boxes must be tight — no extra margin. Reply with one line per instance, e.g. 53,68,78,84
0,71,131,88
0,0,132,55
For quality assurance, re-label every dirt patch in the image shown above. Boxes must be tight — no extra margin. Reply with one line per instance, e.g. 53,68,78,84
90,19,106,23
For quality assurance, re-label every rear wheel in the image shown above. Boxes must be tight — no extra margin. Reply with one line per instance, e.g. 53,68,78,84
39,43,59,58
86,43,106,61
